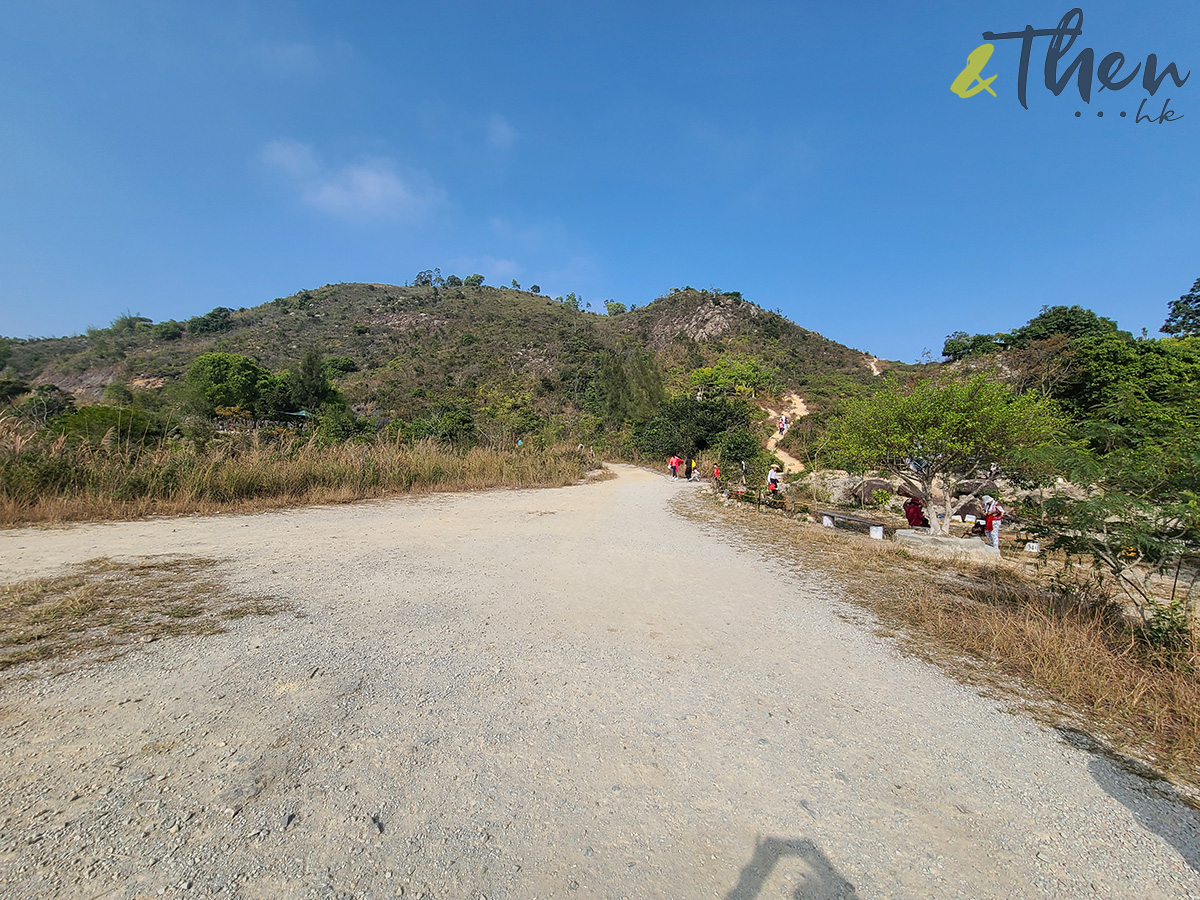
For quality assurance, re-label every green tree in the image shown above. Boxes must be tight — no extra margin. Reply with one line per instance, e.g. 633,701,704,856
631,396,756,458
1009,304,1120,347
689,355,779,398
1025,330,1200,621
1035,412,1199,629
1162,277,1200,337
185,352,279,418
291,347,339,412
463,273,484,287
588,351,666,426
941,331,1004,361
604,300,627,316
826,374,1062,535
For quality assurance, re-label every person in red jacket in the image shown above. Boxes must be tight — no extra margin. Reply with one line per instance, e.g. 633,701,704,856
903,497,929,528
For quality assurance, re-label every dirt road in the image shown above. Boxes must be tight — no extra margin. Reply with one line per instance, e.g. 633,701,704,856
2,466,1199,899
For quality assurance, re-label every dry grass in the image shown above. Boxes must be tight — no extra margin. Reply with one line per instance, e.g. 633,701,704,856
690,497,1200,790
0,556,287,671
0,433,600,527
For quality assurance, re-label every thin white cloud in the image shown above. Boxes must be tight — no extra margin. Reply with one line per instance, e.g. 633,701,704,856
486,114,518,149
261,138,320,179
249,39,321,76
261,140,445,224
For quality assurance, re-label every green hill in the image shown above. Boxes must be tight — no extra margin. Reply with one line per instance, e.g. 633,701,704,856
1,282,897,420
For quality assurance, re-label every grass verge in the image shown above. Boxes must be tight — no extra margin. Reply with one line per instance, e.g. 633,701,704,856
0,556,287,672
689,496,1200,791
0,435,601,527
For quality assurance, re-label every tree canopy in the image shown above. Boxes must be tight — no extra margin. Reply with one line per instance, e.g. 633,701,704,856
1162,277,1200,337
826,374,1062,534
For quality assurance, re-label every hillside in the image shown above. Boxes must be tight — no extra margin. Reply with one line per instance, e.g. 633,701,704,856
1,283,898,418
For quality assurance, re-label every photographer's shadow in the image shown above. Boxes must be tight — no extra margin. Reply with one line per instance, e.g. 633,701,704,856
725,836,859,900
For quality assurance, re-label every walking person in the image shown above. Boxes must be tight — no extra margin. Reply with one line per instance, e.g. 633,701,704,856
767,464,781,493
684,457,693,481
982,495,1004,550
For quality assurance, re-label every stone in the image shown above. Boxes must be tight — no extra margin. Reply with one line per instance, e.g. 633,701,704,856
893,529,1001,562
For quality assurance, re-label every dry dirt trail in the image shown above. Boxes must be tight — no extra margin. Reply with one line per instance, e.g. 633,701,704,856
2,466,1199,899
764,393,808,473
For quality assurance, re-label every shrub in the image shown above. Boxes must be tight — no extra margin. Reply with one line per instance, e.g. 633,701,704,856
186,307,234,335
52,406,166,448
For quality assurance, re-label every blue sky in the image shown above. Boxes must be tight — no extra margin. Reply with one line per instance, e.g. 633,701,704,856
0,1,1195,361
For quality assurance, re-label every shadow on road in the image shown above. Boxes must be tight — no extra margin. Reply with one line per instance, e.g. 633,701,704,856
725,836,859,900
1059,726,1200,874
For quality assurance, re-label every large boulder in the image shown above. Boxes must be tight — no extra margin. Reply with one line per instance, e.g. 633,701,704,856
893,529,1001,562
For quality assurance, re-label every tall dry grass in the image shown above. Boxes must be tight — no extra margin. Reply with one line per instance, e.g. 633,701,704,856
0,426,598,526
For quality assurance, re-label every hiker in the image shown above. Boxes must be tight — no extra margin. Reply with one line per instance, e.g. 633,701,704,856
689,464,700,482
903,497,929,528
982,495,1004,550
767,465,781,493
712,462,721,486
684,457,693,480
668,455,680,478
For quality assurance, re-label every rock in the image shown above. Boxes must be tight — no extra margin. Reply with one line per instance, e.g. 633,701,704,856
893,529,1001,562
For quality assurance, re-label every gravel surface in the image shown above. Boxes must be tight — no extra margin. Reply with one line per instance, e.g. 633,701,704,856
1,464,1199,899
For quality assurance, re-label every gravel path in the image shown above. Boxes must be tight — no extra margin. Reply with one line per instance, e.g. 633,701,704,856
2,465,1199,899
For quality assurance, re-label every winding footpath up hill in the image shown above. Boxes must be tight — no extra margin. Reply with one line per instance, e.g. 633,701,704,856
1,467,1198,898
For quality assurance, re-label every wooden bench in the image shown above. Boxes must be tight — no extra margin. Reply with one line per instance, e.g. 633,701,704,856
816,510,885,540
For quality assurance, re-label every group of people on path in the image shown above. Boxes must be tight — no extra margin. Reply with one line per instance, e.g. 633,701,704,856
668,455,725,485
667,455,703,481
903,494,1004,549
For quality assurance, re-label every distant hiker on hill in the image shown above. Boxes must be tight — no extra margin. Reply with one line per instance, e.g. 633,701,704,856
684,458,693,480
668,455,680,478
903,497,929,528
767,465,781,493
712,462,721,486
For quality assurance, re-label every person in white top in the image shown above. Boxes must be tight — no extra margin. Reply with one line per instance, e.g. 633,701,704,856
982,495,1004,550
